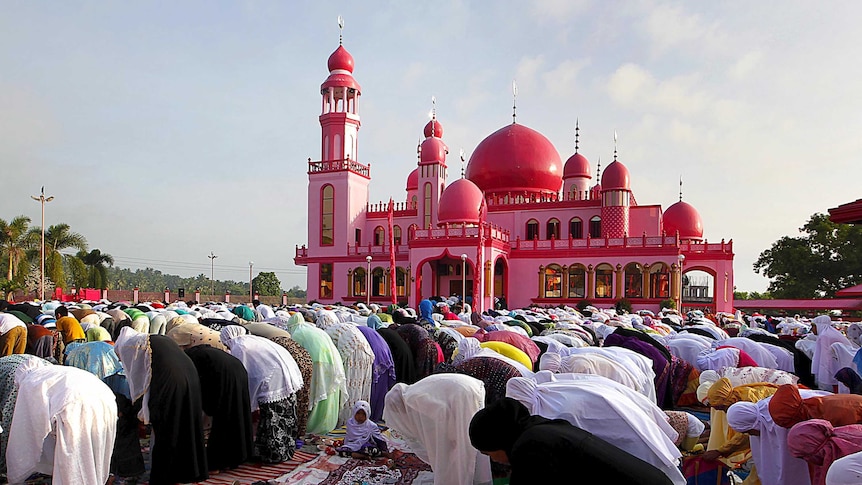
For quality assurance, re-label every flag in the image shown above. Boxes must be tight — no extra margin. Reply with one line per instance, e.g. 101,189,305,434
388,198,397,304
474,199,486,312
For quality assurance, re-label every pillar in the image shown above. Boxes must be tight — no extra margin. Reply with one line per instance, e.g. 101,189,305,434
586,265,594,299
561,265,569,299
133,287,139,304
225,291,231,303
164,288,170,303
194,289,201,303
641,264,651,299
614,264,623,299
537,266,545,298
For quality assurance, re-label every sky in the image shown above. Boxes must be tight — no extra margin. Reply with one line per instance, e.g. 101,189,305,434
2,1,861,293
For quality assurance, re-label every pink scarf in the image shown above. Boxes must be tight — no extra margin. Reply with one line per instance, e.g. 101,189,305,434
788,419,862,485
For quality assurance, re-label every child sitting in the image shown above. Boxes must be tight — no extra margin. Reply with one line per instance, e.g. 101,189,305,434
336,401,391,460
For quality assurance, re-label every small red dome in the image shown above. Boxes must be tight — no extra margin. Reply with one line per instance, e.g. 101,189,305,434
327,45,354,73
424,119,443,138
563,152,591,179
321,73,361,92
420,136,448,164
601,160,630,190
438,179,485,225
663,200,704,240
406,168,418,191
465,123,562,196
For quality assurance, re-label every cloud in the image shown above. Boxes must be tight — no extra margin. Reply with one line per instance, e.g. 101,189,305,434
530,0,592,23
728,51,762,81
514,55,546,95
639,4,727,56
541,58,590,97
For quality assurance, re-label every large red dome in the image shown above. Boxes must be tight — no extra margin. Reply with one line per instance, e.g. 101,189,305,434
465,123,562,196
406,168,418,191
601,160,631,190
663,200,704,240
438,179,484,225
563,152,591,179
327,45,354,73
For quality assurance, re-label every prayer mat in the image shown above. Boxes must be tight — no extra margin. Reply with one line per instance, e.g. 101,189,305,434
194,450,318,485
319,450,431,485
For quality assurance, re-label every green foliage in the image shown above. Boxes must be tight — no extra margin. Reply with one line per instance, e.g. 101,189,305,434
105,266,250,295
78,249,114,289
0,215,35,283
615,298,633,314
733,291,773,300
285,285,307,299
660,298,676,310
754,213,862,298
252,271,282,296
33,224,88,289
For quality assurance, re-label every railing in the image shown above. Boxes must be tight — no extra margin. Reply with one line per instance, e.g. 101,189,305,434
411,222,510,243
511,236,733,253
307,158,370,178
347,243,409,256
367,200,417,214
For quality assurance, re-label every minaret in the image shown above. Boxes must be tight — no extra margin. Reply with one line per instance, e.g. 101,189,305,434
417,97,448,229
600,131,632,238
306,20,371,301
562,118,592,198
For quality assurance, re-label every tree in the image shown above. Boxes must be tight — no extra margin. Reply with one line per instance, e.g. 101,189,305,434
34,223,87,289
285,285,307,299
252,272,282,296
754,213,862,298
0,215,35,282
78,249,114,289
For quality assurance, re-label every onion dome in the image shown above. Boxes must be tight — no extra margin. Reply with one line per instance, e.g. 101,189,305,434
420,136,448,165
424,119,444,138
600,160,631,191
327,45,354,73
465,123,562,196
563,152,591,179
437,178,485,225
663,200,704,240
406,168,419,191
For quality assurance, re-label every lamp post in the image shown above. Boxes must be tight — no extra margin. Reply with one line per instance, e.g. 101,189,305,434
677,253,686,311
208,251,218,299
249,261,254,303
461,254,467,302
366,255,372,306
30,187,54,301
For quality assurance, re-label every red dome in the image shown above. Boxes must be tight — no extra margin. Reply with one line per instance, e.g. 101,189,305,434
465,123,562,195
406,168,418,191
420,136,448,164
424,119,443,138
563,152,591,179
663,200,704,240
321,73,361,92
327,45,354,73
437,179,485,225
600,160,630,190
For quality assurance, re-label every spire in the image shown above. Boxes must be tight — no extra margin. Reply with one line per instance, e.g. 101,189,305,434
460,148,466,178
613,130,618,162
417,138,421,164
596,156,602,180
679,176,683,202
430,96,437,136
574,118,580,153
337,15,344,45
512,80,518,124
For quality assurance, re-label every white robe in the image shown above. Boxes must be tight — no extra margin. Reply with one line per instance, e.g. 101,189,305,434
826,450,862,484
812,316,853,389
7,365,117,485
384,374,492,485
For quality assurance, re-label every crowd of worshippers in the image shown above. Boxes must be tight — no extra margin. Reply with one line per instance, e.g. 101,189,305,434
1,297,862,485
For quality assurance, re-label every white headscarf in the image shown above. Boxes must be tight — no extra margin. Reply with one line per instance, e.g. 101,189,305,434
812,315,852,388
696,347,740,372
383,374,492,485
713,337,778,369
114,326,153,423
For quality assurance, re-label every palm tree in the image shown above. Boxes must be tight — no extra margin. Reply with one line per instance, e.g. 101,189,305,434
0,216,35,282
79,249,114,289
37,224,87,289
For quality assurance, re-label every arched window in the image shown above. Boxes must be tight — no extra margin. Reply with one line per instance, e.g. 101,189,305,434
396,267,407,296
334,134,342,159
372,267,385,296
320,263,333,299
374,226,385,246
569,217,583,239
595,263,613,298
423,182,432,229
347,134,354,160
546,218,560,240
393,226,402,245
624,263,643,298
589,216,602,238
321,185,334,246
411,195,417,209
352,267,367,297
568,265,586,298
543,264,563,298
526,219,539,240
650,263,671,299
323,135,330,160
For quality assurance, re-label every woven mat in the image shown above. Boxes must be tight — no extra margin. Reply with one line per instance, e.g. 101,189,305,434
194,451,318,485
318,451,431,485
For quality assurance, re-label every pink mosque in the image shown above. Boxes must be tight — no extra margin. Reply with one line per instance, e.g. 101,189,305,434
294,39,735,314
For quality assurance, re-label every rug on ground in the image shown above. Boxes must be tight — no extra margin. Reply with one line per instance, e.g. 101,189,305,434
194,450,318,485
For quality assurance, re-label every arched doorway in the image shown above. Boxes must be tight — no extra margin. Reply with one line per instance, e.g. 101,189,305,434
494,258,508,308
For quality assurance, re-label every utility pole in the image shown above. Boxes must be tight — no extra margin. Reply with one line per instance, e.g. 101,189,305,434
208,252,218,299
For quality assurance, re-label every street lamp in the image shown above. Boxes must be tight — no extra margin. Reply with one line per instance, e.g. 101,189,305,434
208,251,218,299
366,255,372,306
30,187,54,301
461,254,468,302
677,253,686,311
249,261,254,303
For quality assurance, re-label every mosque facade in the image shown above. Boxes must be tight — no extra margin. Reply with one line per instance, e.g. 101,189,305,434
294,41,735,314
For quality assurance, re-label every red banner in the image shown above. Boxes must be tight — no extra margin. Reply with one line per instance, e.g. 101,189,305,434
387,198,397,304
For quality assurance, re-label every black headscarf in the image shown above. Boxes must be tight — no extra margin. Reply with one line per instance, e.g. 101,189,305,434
469,397,531,455
836,367,862,395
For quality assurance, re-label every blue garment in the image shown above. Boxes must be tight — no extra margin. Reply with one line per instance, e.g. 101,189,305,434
854,347,862,375
419,300,434,323
367,314,383,330
64,341,123,380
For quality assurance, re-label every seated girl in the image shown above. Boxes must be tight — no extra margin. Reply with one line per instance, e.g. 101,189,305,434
336,401,391,460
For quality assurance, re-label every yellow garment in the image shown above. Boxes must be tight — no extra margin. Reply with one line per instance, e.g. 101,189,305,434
707,409,752,470
56,316,86,344
377,313,393,323
479,341,532,370
707,378,779,408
